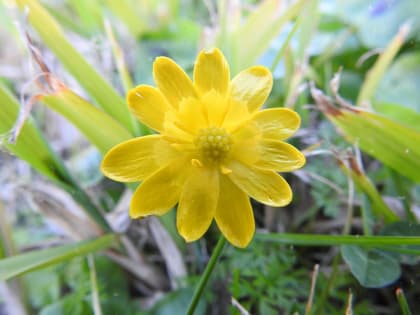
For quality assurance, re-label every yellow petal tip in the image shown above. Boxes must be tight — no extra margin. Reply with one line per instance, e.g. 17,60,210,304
129,207,142,219
223,234,253,248
179,229,201,243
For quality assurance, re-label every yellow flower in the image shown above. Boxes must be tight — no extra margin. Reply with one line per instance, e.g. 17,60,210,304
101,48,305,248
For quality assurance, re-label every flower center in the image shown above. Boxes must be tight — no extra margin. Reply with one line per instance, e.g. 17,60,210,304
194,127,232,164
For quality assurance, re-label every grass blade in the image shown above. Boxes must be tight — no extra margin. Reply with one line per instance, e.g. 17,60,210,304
1,84,113,232
231,0,308,73
88,255,103,315
104,20,134,93
357,23,410,106
0,84,63,182
41,87,132,154
396,288,413,315
338,156,399,223
0,235,116,281
255,233,420,247
105,0,147,37
16,0,136,134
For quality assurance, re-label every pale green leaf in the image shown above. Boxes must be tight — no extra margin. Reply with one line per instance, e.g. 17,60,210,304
313,87,420,182
332,109,420,182
372,102,420,132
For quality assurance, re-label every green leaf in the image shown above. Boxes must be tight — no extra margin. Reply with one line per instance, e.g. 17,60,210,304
150,287,206,315
313,87,420,182
338,158,399,223
295,0,319,61
0,234,115,281
372,102,420,132
39,297,91,315
341,245,401,288
0,84,63,182
333,109,420,182
15,0,137,134
24,267,61,308
67,0,103,32
0,86,112,232
40,88,132,154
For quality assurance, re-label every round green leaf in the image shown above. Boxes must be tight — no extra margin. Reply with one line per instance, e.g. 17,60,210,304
341,245,401,288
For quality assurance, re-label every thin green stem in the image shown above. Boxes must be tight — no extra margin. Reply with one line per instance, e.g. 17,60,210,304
88,255,103,315
361,195,372,235
343,173,355,235
396,288,413,315
270,18,301,73
186,236,226,315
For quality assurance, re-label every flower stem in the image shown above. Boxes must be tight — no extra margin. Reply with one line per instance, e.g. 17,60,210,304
186,236,226,315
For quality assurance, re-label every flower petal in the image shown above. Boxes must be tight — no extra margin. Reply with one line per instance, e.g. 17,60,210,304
229,121,260,165
101,135,176,182
193,48,230,96
215,176,254,248
177,166,219,242
153,56,197,109
130,158,190,218
172,97,208,134
252,108,301,140
201,90,228,127
255,139,306,171
227,160,292,207
162,108,196,144
231,66,272,112
127,85,171,131
222,98,251,131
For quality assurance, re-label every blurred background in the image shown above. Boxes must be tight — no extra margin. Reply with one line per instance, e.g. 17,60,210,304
1,0,420,314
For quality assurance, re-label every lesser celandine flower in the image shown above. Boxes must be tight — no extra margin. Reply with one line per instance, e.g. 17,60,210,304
101,48,305,248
